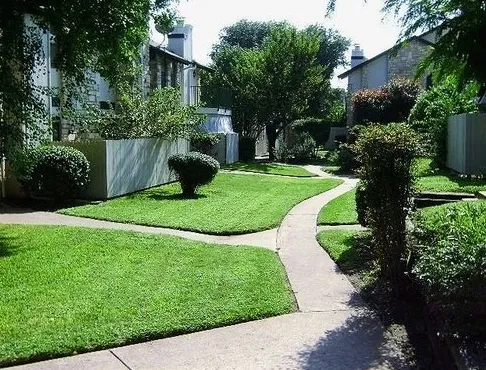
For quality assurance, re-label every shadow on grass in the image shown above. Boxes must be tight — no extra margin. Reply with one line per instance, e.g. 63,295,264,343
0,231,20,258
145,193,208,201
297,292,411,370
334,233,374,274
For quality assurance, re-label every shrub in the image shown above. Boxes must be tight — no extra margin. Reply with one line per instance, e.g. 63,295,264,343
168,152,220,196
412,201,486,336
239,137,256,162
355,181,368,226
190,132,221,155
409,76,478,165
292,118,331,152
276,131,316,162
24,145,90,200
352,78,421,125
354,123,419,292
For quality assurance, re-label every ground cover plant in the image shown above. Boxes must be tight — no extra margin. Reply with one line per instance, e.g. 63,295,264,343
222,162,316,177
60,173,341,234
317,189,358,225
0,225,295,367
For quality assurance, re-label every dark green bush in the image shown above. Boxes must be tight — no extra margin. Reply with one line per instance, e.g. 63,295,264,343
292,118,331,151
352,78,421,125
355,181,368,226
190,132,221,155
168,151,220,196
276,132,316,163
239,137,256,162
25,145,90,200
354,123,419,292
412,201,486,336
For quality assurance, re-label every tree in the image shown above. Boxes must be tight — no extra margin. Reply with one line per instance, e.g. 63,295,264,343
204,21,349,160
0,0,178,159
258,25,325,160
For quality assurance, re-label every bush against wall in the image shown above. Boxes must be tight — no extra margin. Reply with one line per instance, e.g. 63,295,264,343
352,78,421,125
276,131,316,163
14,145,90,201
90,87,204,140
354,123,419,293
190,132,221,155
408,76,478,164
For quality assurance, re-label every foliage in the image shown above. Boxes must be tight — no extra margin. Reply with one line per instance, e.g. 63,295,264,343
91,88,204,140
382,0,486,89
409,76,478,164
239,136,257,162
352,78,421,125
168,152,220,196
190,132,221,155
61,173,342,235
412,201,486,336
0,224,294,367
276,132,316,163
20,145,90,200
355,182,368,227
292,118,331,153
0,0,178,160
205,21,349,159
354,123,419,292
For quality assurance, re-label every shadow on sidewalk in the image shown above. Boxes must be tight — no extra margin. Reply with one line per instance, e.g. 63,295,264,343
297,292,410,370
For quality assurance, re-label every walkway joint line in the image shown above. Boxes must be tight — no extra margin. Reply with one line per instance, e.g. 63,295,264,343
109,350,132,370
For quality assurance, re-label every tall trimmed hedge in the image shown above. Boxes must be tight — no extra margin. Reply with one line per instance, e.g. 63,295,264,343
352,79,421,125
354,123,419,293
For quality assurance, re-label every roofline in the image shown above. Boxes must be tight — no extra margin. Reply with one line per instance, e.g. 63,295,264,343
148,42,191,65
338,33,435,79
193,61,214,72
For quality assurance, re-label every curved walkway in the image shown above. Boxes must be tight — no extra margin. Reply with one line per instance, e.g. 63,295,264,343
4,169,409,370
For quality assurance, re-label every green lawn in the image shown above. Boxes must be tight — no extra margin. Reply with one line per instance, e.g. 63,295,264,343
61,173,342,235
0,225,295,367
414,157,486,193
316,230,366,272
222,162,316,177
318,189,358,225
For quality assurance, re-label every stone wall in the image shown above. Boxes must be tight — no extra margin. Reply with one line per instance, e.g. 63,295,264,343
387,40,431,86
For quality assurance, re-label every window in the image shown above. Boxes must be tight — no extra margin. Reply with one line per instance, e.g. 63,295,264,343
50,43,59,69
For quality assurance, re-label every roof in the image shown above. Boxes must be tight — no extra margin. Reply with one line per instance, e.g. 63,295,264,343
338,33,436,79
148,40,191,65
192,61,214,72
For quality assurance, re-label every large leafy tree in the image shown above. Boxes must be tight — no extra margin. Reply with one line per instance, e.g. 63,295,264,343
0,0,177,159
204,21,349,159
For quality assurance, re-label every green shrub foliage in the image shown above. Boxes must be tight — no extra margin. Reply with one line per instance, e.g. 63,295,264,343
352,78,421,125
355,181,368,226
276,131,316,163
22,145,90,200
190,132,221,155
412,201,486,336
354,123,419,291
409,77,478,165
168,152,220,196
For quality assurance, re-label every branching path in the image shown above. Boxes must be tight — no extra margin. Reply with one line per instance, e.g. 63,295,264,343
2,166,409,370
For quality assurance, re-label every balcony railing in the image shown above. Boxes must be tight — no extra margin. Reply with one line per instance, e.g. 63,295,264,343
190,85,232,109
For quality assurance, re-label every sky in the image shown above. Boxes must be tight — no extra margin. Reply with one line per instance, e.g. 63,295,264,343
174,0,403,88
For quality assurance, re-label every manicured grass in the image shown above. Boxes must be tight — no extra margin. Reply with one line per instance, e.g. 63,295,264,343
0,225,295,366
414,157,486,193
60,173,342,235
316,230,366,272
318,189,358,225
222,162,316,177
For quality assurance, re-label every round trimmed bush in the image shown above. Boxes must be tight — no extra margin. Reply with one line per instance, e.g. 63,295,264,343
168,151,220,196
30,145,90,200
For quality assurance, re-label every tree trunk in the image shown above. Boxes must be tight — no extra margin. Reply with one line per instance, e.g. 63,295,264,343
266,125,278,161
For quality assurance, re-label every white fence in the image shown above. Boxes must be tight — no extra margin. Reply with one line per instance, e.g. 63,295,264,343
447,113,486,175
63,138,189,199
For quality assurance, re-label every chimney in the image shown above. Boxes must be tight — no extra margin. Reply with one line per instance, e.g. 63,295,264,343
167,19,193,61
351,44,366,68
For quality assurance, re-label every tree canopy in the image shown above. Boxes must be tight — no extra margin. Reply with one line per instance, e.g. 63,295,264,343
203,20,349,159
0,0,178,159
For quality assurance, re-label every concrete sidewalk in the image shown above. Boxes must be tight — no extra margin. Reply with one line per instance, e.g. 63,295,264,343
5,176,409,370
